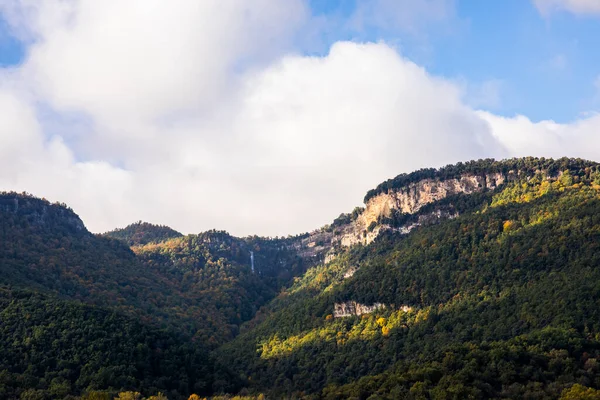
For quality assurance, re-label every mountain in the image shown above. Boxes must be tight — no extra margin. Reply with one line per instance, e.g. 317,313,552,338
0,193,314,345
0,192,320,398
104,221,183,246
3,157,600,399
217,157,600,399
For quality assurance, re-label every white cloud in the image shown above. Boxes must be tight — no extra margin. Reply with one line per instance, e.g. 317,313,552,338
461,79,504,109
2,0,307,160
533,0,600,16
0,82,135,229
480,111,600,161
0,1,599,237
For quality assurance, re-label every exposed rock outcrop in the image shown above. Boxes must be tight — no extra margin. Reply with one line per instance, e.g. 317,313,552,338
0,193,87,233
339,173,505,247
289,172,509,265
334,301,385,318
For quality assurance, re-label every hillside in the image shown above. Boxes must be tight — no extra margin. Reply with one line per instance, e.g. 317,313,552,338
218,157,600,398
132,230,312,344
0,288,221,399
3,158,600,399
0,193,320,345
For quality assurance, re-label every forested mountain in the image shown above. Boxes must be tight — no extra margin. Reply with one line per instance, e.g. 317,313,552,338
218,157,600,399
104,222,183,246
0,194,307,398
3,158,600,399
132,231,310,344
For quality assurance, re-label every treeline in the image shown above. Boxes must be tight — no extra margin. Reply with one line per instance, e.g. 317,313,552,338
363,156,599,202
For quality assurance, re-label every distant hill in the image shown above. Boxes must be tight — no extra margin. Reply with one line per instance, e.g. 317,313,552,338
104,221,183,246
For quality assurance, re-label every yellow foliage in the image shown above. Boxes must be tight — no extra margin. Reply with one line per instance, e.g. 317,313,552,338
325,314,333,321
114,393,142,400
382,326,390,336
376,317,387,327
503,220,515,232
560,384,600,399
147,393,168,400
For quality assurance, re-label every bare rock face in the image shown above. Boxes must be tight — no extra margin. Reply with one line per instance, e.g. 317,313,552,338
335,173,505,247
358,173,504,233
289,172,507,265
334,301,385,318
0,194,87,234
288,228,334,264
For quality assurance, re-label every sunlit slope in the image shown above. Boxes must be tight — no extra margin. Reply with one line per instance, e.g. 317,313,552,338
219,162,600,399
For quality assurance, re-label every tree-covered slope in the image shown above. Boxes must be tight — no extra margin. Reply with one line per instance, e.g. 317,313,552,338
0,193,201,332
0,193,307,347
218,160,600,399
104,221,183,246
133,231,310,344
0,288,223,400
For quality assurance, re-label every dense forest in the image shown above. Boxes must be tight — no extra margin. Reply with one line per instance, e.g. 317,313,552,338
3,158,600,398
104,222,183,246
0,289,221,399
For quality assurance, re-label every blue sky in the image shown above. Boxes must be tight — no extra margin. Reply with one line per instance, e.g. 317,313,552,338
306,0,600,122
0,16,22,67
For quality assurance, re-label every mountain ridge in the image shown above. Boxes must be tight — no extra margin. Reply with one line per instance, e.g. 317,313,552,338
2,156,600,398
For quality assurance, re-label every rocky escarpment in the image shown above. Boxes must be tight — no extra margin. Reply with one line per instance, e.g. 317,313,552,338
0,192,87,234
339,173,505,246
276,160,585,267
290,172,509,263
333,302,413,318
334,301,385,318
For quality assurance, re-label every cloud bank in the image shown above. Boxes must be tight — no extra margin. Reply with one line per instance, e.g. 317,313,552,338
0,1,599,236
533,0,600,15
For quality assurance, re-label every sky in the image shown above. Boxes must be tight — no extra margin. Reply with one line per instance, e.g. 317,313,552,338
0,0,599,236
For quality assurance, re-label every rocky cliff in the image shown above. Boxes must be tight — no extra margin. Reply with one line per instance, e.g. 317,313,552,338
0,192,87,234
333,301,385,318
342,173,505,245
291,172,509,263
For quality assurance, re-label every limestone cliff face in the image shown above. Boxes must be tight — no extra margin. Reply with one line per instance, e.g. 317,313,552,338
334,301,385,318
291,172,509,263
336,172,505,247
360,173,504,231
